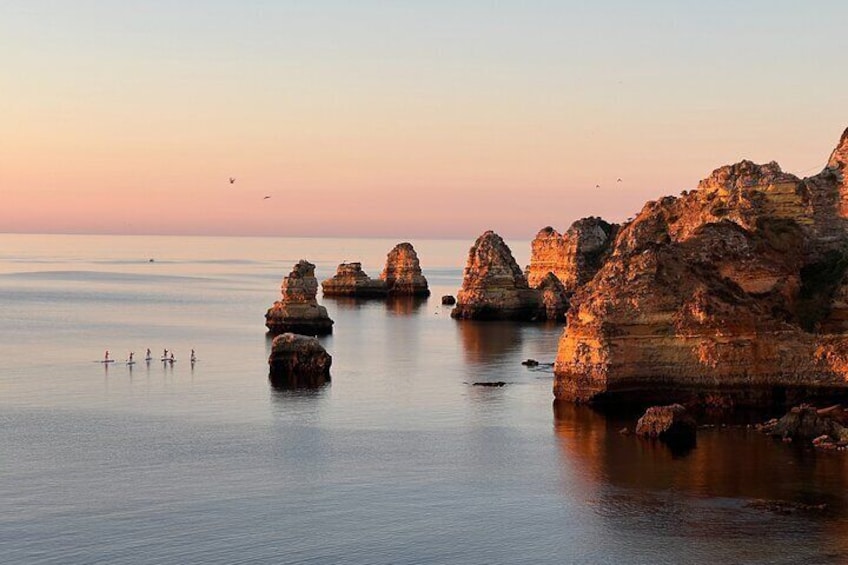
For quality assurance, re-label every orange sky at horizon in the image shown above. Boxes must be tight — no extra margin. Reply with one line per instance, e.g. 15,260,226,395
3,2,847,240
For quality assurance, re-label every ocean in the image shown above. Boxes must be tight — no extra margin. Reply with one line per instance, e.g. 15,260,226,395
2,233,847,564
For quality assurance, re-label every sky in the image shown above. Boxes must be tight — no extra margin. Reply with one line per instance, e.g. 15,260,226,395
2,0,847,239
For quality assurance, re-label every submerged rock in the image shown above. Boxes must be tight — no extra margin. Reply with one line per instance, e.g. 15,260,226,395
268,333,332,388
380,242,430,296
451,230,543,321
265,260,334,336
554,126,848,407
635,404,696,446
321,262,388,298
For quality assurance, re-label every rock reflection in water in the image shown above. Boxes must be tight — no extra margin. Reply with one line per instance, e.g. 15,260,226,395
552,401,848,559
457,321,523,365
385,296,427,315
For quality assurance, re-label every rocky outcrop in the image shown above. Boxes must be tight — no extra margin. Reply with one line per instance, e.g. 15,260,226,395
758,404,848,446
451,230,544,321
526,218,617,290
380,242,430,296
635,404,696,446
441,295,456,305
321,262,387,298
265,260,334,336
268,333,332,388
554,127,848,407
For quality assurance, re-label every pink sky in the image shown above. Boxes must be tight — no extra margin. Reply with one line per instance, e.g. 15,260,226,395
3,2,846,239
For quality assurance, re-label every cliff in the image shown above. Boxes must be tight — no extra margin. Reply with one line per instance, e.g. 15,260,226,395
526,217,618,291
554,127,848,407
321,262,388,298
265,260,334,336
451,230,544,321
380,242,430,296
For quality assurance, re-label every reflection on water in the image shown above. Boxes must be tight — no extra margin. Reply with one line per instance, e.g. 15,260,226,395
269,381,330,398
322,296,387,311
385,296,427,315
554,401,848,513
456,321,523,365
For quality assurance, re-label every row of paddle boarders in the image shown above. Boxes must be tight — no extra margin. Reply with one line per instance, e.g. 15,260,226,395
99,348,197,365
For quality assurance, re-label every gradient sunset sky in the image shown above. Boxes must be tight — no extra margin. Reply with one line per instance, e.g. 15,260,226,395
3,1,847,239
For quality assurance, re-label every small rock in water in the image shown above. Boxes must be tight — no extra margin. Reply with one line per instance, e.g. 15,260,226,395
635,404,696,447
441,295,456,305
268,333,332,389
521,359,539,367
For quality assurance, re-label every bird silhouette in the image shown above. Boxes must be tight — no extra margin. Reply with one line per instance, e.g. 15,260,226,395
229,177,236,184
263,195,271,200
617,178,622,182
595,184,601,189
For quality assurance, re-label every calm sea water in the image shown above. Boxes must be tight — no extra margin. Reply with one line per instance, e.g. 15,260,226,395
2,233,848,564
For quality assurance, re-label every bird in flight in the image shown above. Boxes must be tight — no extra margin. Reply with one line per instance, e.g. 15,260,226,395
229,177,236,184
617,178,622,183
595,184,601,189
263,195,271,200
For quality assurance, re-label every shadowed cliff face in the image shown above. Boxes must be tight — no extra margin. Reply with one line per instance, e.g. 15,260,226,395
555,127,848,407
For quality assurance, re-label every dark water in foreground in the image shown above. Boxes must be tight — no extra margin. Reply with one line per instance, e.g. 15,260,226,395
2,234,848,564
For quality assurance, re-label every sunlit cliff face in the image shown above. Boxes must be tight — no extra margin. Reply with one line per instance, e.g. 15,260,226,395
554,127,848,406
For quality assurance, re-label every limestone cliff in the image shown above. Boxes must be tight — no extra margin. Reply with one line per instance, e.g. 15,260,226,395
526,217,617,291
321,262,388,298
451,230,544,321
380,242,430,296
265,260,334,336
554,127,848,407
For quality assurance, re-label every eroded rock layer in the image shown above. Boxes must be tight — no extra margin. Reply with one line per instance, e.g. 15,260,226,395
451,230,543,321
554,127,848,407
265,260,334,336
526,217,617,291
321,262,388,298
380,242,430,296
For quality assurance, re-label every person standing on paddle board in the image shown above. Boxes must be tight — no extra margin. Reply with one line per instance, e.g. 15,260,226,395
104,350,110,362
128,352,134,364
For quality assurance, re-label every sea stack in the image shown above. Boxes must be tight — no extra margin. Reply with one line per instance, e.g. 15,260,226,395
554,126,848,408
268,333,332,389
451,230,543,321
321,262,388,298
265,260,334,336
380,242,430,296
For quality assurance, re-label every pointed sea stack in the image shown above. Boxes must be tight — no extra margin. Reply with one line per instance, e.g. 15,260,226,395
321,262,388,298
265,260,334,336
380,242,430,296
554,126,848,408
451,230,543,321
